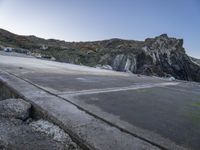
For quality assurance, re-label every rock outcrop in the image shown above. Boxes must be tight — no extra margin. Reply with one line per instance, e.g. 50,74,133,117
1,28,200,82
103,34,200,81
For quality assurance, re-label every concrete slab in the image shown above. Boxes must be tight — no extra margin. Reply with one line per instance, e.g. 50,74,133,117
1,55,199,150
0,55,171,93
62,86,200,150
0,71,162,150
0,55,127,76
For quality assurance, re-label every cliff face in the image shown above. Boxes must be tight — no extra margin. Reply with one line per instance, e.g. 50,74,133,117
0,28,200,82
103,34,200,81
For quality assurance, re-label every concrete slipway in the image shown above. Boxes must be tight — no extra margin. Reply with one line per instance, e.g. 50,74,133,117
0,54,200,150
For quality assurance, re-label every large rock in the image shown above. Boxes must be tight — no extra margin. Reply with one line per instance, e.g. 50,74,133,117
0,117,72,150
0,98,31,120
30,119,81,150
103,34,200,82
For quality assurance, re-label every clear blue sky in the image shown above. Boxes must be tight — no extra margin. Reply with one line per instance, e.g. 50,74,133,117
0,0,199,58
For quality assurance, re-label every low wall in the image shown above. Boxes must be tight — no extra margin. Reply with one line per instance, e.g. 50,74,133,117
0,81,20,100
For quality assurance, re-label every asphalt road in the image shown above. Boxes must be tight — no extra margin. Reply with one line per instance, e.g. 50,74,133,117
0,54,200,150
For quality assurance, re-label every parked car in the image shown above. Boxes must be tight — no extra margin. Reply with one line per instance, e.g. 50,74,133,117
4,47,13,52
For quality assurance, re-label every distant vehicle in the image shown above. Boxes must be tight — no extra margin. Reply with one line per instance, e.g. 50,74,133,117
41,55,56,61
14,48,29,54
4,47,13,52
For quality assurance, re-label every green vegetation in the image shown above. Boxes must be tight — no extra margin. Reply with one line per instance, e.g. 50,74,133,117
186,102,200,125
192,102,200,107
188,111,200,125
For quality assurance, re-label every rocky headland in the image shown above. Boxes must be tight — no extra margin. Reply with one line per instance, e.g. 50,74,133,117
0,29,200,82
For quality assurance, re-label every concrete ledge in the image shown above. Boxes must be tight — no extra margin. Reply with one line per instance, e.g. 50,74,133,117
0,80,19,100
0,71,165,150
1,70,191,150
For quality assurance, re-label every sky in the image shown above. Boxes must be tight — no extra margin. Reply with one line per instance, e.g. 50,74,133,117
0,0,199,58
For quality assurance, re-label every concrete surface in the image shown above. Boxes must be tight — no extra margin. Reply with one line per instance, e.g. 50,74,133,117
0,55,200,150
0,82,19,100
0,70,162,150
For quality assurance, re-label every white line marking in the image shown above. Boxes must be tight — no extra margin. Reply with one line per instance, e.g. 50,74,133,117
58,82,179,96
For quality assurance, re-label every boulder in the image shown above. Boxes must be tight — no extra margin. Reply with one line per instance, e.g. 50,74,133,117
30,119,81,149
0,98,31,120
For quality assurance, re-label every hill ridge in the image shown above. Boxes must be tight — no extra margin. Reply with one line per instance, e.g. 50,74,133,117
0,28,200,82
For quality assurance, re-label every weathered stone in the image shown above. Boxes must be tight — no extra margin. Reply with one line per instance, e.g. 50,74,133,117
0,98,31,120
0,117,70,150
30,119,82,149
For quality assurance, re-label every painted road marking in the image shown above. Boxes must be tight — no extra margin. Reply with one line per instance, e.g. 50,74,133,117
58,82,179,96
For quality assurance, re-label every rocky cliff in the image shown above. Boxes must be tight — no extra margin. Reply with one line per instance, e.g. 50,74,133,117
0,29,200,82
99,34,200,82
